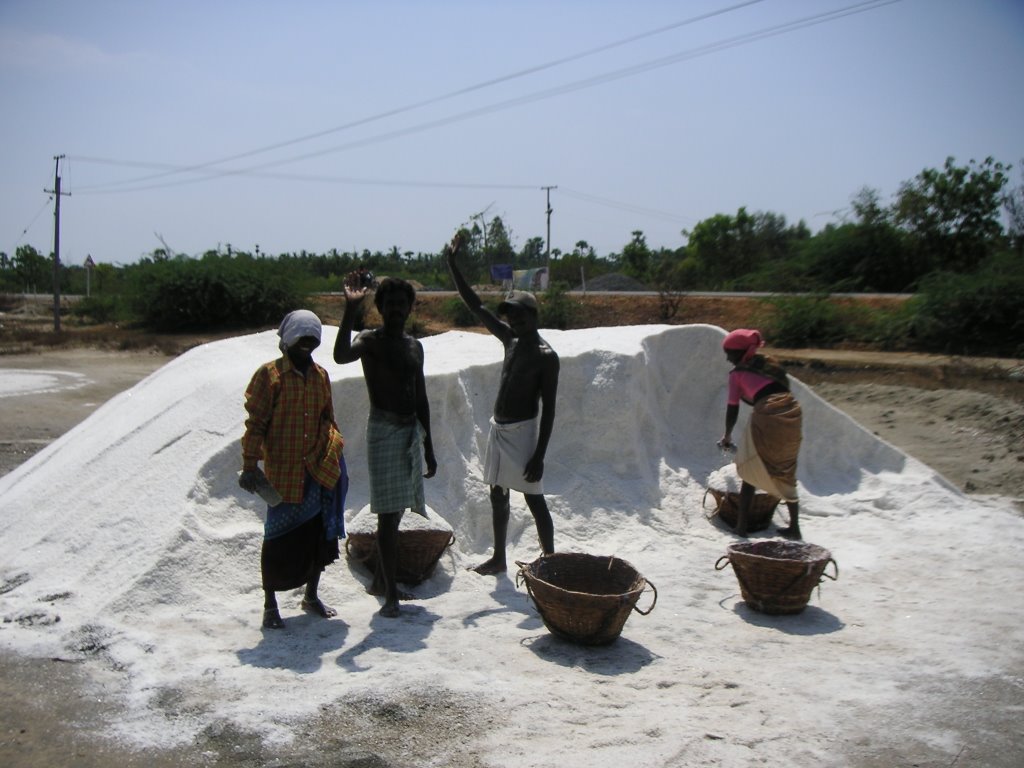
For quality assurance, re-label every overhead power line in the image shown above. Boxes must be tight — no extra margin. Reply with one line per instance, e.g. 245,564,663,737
70,0,900,196
71,0,768,192
73,165,540,194
11,196,54,253
560,188,693,224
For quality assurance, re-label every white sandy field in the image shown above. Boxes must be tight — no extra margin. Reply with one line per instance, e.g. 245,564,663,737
0,324,1021,767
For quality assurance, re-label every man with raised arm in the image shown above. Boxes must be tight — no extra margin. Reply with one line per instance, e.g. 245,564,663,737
445,232,560,574
334,275,437,617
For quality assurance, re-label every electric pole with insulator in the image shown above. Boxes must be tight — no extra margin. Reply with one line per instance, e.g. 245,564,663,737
542,185,556,290
44,154,70,332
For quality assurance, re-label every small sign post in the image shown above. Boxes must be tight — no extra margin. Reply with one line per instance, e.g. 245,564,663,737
84,254,95,297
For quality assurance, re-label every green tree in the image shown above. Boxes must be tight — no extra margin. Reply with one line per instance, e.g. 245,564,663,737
549,240,608,286
850,186,888,226
485,216,516,268
801,221,911,292
519,236,545,267
1003,160,1024,255
620,230,651,281
684,212,741,286
684,208,803,288
892,156,1010,273
13,245,51,291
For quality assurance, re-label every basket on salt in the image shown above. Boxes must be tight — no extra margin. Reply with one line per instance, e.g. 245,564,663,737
715,539,838,615
516,553,657,646
703,487,780,532
345,505,455,585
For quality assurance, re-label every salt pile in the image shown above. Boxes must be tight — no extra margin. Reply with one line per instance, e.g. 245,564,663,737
1,324,1021,766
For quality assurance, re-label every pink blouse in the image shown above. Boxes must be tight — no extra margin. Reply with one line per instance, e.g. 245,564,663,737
727,368,774,406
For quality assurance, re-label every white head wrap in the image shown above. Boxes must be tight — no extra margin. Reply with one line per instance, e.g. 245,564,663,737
277,309,322,352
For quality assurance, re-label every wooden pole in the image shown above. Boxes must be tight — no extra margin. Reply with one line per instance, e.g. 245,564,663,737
50,155,65,332
44,155,70,331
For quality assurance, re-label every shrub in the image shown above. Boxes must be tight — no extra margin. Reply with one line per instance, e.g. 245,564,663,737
760,294,868,347
405,315,427,337
70,296,120,324
908,260,1024,356
539,282,578,330
440,296,479,327
124,255,301,331
862,302,918,351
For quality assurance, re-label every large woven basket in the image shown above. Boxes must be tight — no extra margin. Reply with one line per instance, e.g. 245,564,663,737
516,553,657,646
703,487,781,532
715,540,838,615
345,528,455,585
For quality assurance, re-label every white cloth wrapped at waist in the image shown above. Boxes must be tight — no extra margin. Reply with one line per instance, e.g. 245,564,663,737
483,415,543,494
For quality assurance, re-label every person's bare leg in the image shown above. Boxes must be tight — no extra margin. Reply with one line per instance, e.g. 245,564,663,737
524,493,554,555
376,512,403,617
367,563,384,597
735,482,755,537
776,501,802,539
471,486,510,574
263,590,284,629
365,572,414,599
301,571,337,618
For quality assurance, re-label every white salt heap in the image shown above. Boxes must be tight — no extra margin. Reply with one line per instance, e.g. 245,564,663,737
1,324,1021,766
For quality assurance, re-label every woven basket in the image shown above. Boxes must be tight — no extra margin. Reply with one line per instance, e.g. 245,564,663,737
703,487,781,532
345,528,455,585
516,553,657,646
715,540,838,615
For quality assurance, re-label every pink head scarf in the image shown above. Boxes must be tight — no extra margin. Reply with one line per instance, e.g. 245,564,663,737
722,328,764,363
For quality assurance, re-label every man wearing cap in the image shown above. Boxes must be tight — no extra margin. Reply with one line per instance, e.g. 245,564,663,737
239,309,347,629
445,233,560,574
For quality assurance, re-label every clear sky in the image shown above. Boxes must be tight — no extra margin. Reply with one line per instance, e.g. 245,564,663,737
2,0,1022,266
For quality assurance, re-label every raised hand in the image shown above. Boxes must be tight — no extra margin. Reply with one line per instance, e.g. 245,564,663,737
444,231,466,262
343,272,368,302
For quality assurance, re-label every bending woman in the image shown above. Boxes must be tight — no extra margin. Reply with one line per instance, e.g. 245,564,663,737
718,329,803,539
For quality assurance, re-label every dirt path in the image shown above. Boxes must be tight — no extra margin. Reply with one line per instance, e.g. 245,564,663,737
0,348,172,477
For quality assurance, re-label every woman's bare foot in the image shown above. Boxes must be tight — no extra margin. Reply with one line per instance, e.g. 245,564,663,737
301,597,337,618
379,600,401,618
775,526,802,540
262,608,285,629
469,557,506,575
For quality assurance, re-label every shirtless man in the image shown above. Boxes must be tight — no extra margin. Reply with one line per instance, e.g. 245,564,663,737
334,275,437,617
445,232,560,574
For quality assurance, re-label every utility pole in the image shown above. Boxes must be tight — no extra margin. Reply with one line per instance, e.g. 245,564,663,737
44,155,70,332
542,185,557,289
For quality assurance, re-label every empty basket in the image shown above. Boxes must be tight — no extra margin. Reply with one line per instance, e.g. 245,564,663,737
516,553,657,645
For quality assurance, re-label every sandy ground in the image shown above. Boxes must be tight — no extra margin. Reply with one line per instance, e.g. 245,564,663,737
1,345,1022,766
